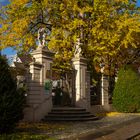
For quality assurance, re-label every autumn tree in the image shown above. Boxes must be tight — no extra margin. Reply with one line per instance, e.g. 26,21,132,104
0,0,140,73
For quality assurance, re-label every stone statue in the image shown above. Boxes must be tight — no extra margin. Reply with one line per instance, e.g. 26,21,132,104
100,62,105,74
74,38,82,57
38,28,47,48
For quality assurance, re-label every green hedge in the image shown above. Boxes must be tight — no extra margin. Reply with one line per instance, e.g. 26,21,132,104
113,65,140,113
0,56,25,133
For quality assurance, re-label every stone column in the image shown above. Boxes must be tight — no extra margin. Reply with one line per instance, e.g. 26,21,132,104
24,47,55,122
101,74,109,105
31,47,54,85
72,57,90,110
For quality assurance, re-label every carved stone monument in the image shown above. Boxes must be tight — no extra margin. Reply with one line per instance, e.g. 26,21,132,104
38,28,48,49
72,38,90,110
23,28,54,122
74,38,82,58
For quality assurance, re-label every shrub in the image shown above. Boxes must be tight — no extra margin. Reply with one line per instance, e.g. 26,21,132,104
0,55,25,133
113,65,140,113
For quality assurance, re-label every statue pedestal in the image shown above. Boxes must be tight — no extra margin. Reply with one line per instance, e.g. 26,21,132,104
24,47,55,122
72,56,90,110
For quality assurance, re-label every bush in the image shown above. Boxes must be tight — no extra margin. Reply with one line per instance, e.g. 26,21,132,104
113,65,140,113
0,56,25,133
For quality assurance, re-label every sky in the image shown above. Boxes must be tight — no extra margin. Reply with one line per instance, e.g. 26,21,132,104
0,0,9,6
1,0,140,56
138,0,140,6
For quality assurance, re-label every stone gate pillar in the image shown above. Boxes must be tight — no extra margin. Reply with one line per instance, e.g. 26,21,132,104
101,74,109,105
24,47,55,122
72,57,90,110
31,47,54,85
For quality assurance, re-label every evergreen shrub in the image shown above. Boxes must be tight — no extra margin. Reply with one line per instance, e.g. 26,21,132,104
113,65,140,113
0,56,25,133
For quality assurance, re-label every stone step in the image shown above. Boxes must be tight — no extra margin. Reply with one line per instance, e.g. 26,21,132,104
46,114,94,118
51,107,86,112
48,111,90,114
45,116,98,121
43,107,98,122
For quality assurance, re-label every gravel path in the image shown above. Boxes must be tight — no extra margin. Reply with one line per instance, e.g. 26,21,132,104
49,113,140,140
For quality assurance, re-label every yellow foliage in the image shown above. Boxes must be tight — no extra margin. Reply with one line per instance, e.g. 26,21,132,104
96,112,122,117
0,0,140,70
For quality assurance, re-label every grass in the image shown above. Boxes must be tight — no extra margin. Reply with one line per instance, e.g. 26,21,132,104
0,122,70,140
17,122,68,132
0,133,52,140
